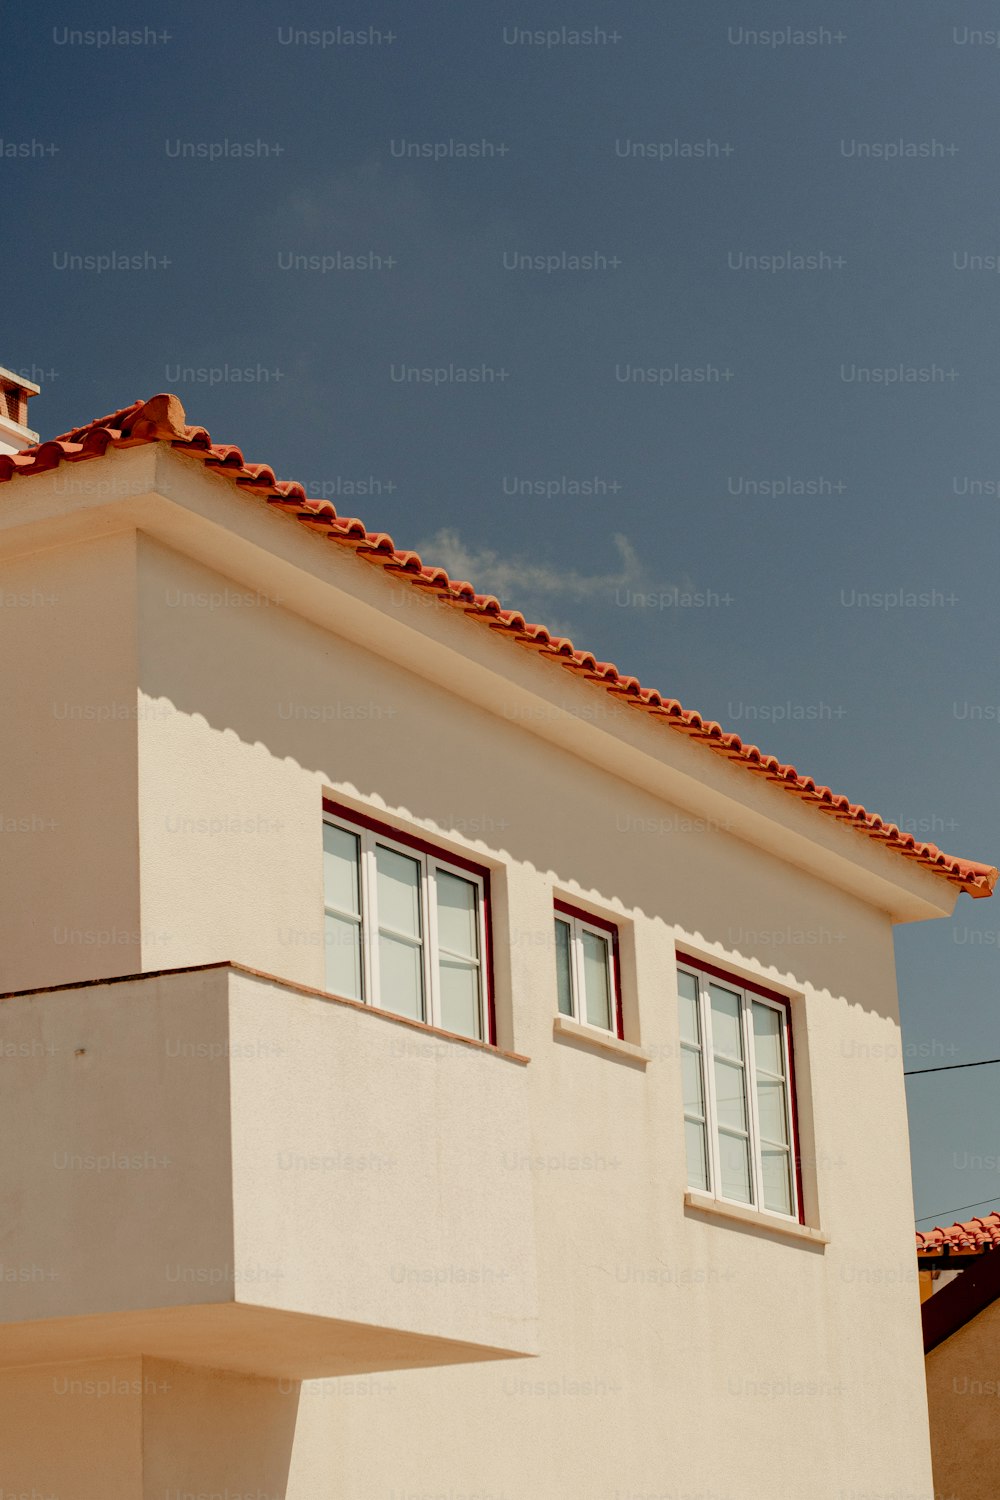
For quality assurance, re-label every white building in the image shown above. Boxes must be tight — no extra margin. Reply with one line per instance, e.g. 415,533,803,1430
0,380,991,1498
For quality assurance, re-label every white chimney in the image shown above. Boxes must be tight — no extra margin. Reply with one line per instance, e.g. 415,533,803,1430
0,366,40,457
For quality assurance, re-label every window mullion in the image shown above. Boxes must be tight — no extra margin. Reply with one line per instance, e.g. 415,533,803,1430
361,831,379,1009
779,1006,798,1218
747,993,797,1219
424,859,439,1028
570,920,587,1025
701,976,721,1199
602,928,617,1036
742,989,764,1209
475,883,488,1040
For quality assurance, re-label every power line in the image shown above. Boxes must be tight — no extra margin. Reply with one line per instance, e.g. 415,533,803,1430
909,1060,1000,1222
917,1200,1000,1224
904,1056,1000,1076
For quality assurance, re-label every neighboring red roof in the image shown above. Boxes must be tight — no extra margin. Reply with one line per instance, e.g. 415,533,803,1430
1,392,994,901
917,1212,1000,1260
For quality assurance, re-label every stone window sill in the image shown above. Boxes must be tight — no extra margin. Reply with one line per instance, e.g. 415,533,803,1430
552,1014,650,1066
684,1190,829,1248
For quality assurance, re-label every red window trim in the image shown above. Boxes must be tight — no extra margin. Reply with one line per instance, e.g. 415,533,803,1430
322,796,497,1046
553,897,625,1041
323,797,489,877
675,949,792,1007
676,949,805,1225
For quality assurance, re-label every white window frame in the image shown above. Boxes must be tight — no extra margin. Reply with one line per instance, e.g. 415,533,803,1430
323,813,489,1040
554,908,619,1036
677,961,799,1222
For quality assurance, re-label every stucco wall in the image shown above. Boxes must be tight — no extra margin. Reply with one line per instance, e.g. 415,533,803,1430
121,534,935,1499
227,967,538,1356
0,532,141,992
0,511,940,1496
0,967,233,1327
0,962,536,1378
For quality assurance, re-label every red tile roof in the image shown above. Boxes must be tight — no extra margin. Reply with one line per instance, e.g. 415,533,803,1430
917,1212,1000,1260
1,393,994,901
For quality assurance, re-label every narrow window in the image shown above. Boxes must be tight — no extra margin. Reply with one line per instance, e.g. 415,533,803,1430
435,868,484,1038
752,999,794,1216
676,960,800,1221
375,843,425,1021
677,968,709,1192
554,918,574,1017
553,900,622,1037
322,823,364,1001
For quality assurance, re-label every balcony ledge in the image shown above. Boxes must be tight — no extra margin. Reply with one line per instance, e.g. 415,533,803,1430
0,959,531,1067
0,962,540,1375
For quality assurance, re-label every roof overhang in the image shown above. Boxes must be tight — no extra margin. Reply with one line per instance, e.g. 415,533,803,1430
0,435,982,926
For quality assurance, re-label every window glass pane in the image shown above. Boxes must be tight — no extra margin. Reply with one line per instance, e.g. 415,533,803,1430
436,870,479,959
752,1001,785,1077
718,1130,752,1203
752,1000,791,1209
439,956,481,1040
324,912,362,1001
710,984,743,1059
376,845,422,938
714,1058,748,1133
323,824,361,916
582,929,613,1031
685,1119,709,1192
378,932,424,1020
761,1147,793,1216
677,970,701,1043
756,1078,789,1146
555,919,573,1016
681,1045,705,1117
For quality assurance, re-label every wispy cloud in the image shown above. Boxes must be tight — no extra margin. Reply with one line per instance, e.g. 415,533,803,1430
413,528,687,631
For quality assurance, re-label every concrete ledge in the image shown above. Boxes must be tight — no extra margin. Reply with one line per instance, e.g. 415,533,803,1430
0,1302,533,1380
0,964,540,1368
684,1191,829,1248
552,1014,651,1066
0,959,531,1067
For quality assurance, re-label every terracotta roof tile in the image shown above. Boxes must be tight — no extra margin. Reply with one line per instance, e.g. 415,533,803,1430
2,393,994,902
916,1212,1000,1259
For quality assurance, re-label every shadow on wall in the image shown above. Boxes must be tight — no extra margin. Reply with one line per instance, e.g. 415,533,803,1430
143,1360,301,1493
0,1360,302,1495
137,537,898,1021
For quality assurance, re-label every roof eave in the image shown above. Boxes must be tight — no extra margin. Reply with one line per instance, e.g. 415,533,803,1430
0,393,992,915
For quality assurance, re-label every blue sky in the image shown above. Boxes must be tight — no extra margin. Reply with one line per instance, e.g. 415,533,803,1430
5,0,1000,1229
